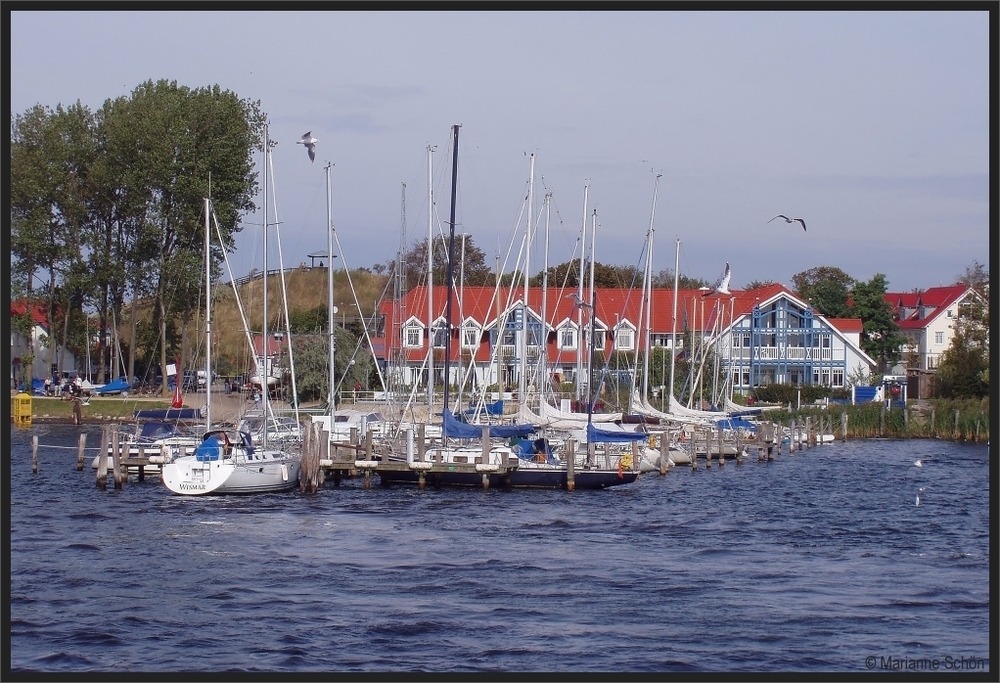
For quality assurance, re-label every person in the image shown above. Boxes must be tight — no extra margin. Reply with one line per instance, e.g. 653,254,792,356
224,378,231,394
253,390,261,409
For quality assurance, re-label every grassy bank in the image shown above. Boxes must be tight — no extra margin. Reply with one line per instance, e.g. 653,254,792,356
18,396,173,422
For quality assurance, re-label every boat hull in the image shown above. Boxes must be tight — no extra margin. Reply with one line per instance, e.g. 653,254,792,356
162,451,301,495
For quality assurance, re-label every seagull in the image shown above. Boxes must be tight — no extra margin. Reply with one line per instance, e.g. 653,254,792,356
297,131,318,162
565,292,593,309
768,214,807,232
916,486,927,506
703,262,731,297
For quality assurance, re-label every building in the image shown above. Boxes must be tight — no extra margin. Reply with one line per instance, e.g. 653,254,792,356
374,284,877,399
9,300,79,388
884,285,986,398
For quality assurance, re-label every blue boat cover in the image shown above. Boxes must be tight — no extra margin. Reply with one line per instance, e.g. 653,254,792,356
715,417,758,432
512,437,560,465
95,377,131,394
463,399,504,416
441,410,535,439
133,408,203,421
195,435,223,461
587,423,647,443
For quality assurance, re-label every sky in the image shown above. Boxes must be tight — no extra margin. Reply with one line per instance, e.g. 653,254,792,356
9,8,992,295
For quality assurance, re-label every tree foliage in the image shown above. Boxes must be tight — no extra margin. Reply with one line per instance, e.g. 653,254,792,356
791,266,854,318
10,80,266,386
849,273,907,373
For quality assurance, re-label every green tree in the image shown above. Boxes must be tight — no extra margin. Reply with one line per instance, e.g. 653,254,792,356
849,273,907,373
744,279,777,290
791,266,853,318
400,235,493,290
651,268,708,290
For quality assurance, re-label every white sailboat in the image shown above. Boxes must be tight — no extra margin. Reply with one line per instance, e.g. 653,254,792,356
162,134,301,496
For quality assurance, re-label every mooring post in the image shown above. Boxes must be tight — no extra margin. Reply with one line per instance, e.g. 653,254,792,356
481,426,489,465
659,432,668,475
566,438,576,491
112,428,124,489
417,423,426,463
32,435,39,474
137,445,145,482
841,412,848,441
77,432,87,471
717,427,725,466
97,426,108,490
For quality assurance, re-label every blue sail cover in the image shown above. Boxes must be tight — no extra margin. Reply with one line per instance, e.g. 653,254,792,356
441,410,535,439
715,417,758,432
133,407,204,421
586,423,647,443
463,399,504,416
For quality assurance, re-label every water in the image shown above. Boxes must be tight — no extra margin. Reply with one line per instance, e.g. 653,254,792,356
8,425,991,674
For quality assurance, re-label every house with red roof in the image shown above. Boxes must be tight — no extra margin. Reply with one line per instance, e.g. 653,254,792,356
375,282,876,402
10,300,80,388
885,285,985,373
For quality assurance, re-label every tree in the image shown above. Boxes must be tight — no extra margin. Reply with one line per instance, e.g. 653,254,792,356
651,268,708,290
849,273,907,373
957,260,989,298
934,293,989,398
791,266,853,318
399,235,493,290
532,260,643,289
744,279,776,290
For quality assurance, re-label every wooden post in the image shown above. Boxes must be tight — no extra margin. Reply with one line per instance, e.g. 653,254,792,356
77,432,87,471
73,397,83,425
806,416,812,449
841,412,848,441
717,427,725,465
880,405,885,437
417,423,426,463
954,409,960,442
32,435,38,474
137,445,145,482
350,427,358,446
930,408,935,438
659,432,668,475
566,439,576,491
690,430,698,470
789,419,796,453
97,426,108,490
112,428,124,489
481,426,490,465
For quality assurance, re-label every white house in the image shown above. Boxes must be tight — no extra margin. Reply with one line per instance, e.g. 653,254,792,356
10,301,79,389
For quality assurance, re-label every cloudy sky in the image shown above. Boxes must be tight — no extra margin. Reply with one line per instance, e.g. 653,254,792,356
10,9,990,294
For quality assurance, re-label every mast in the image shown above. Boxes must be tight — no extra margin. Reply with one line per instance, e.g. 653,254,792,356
519,153,534,401
457,232,467,410
641,174,661,402
426,145,435,408
261,126,270,450
669,238,680,411
442,124,460,414
539,190,551,399
325,162,336,424
575,181,589,400
204,197,212,429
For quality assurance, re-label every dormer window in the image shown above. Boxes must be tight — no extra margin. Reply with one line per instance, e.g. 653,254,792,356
462,326,480,348
403,325,422,348
615,327,634,350
559,327,577,349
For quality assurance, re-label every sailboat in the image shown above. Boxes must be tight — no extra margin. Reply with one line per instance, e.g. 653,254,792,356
380,132,636,489
162,138,302,496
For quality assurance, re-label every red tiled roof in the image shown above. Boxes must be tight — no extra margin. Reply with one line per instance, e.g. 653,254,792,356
10,300,50,327
827,318,863,334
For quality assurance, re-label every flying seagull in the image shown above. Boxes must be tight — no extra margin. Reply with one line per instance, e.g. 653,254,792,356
768,214,807,232
703,262,731,297
297,131,318,162
565,292,593,309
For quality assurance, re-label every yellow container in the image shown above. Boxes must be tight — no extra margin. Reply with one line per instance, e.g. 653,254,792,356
12,392,32,427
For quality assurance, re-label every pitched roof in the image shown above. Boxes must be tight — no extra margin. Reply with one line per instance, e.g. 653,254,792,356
10,300,50,328
885,285,976,331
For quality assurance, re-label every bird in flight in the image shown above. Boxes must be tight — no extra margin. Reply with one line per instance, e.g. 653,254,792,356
703,262,731,297
297,131,318,162
768,214,807,231
565,293,593,309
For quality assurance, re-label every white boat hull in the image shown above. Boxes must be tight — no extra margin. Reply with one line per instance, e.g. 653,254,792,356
162,448,301,495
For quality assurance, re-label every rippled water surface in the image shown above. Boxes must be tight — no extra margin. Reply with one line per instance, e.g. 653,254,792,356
7,424,991,674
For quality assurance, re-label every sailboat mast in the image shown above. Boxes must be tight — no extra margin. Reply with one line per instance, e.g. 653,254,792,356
641,174,661,402
540,191,551,398
669,238,680,411
519,153,534,400
575,181,589,401
442,124,461,414
261,127,270,450
426,145,435,408
326,163,336,422
204,197,212,429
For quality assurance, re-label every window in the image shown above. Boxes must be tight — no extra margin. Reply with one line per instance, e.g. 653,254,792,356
560,328,576,349
615,328,634,350
404,326,422,348
463,327,479,348
832,370,844,387
433,326,448,348
742,371,750,386
935,331,944,345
